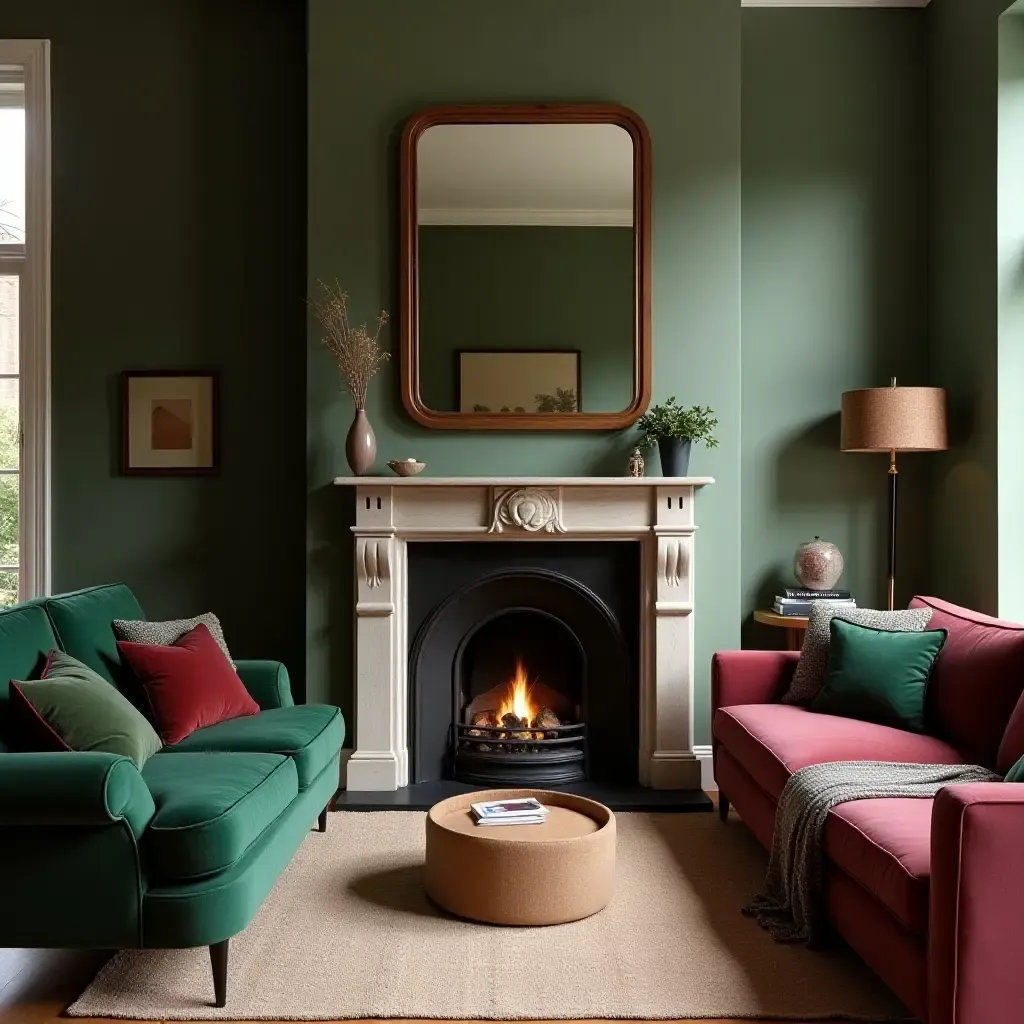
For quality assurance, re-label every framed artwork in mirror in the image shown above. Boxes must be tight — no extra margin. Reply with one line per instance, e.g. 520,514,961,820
457,350,581,414
400,104,652,430
121,371,218,475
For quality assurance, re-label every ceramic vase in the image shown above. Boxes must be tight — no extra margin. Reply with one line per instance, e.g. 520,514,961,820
793,536,844,590
658,437,692,477
627,447,645,478
346,408,377,476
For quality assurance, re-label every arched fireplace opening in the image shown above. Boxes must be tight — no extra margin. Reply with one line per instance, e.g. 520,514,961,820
409,552,637,787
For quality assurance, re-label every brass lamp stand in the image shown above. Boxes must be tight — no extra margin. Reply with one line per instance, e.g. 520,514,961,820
841,379,947,610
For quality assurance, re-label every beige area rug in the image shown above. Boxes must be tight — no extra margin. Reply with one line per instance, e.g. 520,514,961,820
68,811,910,1021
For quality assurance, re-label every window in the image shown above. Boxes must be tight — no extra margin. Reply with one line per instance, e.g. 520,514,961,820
0,43,50,606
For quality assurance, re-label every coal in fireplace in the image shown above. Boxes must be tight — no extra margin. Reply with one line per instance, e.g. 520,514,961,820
408,543,639,787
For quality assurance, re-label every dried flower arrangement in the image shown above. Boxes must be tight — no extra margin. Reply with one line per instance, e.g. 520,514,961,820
309,281,390,411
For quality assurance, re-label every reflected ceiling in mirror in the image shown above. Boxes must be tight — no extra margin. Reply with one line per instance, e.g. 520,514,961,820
401,106,651,431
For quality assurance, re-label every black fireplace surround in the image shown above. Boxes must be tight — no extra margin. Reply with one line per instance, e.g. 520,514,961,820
408,542,639,786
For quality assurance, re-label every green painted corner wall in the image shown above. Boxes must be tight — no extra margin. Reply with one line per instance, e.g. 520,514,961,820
741,9,932,636
0,0,309,689
928,0,1019,615
306,0,742,742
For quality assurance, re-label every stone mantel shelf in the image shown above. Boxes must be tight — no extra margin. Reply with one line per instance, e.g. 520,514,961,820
334,476,714,487
339,474,713,793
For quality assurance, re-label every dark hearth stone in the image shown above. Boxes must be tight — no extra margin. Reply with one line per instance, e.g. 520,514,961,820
334,781,713,813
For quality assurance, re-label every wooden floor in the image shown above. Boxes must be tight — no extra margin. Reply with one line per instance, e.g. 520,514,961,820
0,793,836,1024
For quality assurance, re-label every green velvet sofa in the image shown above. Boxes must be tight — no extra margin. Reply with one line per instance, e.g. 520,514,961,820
0,583,344,1008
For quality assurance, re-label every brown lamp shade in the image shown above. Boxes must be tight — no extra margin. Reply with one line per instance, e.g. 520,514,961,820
840,385,948,453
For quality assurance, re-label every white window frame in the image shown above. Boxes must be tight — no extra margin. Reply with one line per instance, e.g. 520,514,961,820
0,40,51,599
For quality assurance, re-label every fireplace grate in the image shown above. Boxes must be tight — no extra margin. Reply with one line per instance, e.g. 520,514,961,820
453,722,586,786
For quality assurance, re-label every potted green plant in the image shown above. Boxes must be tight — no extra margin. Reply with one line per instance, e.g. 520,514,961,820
635,398,718,476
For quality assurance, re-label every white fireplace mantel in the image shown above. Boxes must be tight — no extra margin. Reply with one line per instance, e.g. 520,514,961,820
334,476,713,791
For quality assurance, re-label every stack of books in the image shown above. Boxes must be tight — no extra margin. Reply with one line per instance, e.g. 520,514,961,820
773,587,855,617
471,797,549,827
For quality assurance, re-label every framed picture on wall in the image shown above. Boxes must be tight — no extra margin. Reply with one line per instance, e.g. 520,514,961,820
121,371,219,475
457,350,581,414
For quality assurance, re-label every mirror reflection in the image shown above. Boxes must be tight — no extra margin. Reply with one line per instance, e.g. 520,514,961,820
416,122,635,416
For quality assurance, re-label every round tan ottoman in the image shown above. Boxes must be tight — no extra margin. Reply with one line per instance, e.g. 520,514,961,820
424,788,615,925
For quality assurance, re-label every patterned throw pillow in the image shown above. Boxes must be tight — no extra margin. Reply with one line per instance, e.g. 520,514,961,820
781,604,933,706
113,613,233,666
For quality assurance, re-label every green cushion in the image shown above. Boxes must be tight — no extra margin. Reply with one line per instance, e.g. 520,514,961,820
812,618,947,733
14,651,163,769
44,583,144,685
141,751,297,880
1005,754,1024,783
165,705,343,789
0,601,58,750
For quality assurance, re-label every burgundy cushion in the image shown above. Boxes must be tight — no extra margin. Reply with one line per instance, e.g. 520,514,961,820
117,623,259,745
910,596,1024,771
713,703,963,801
825,797,933,937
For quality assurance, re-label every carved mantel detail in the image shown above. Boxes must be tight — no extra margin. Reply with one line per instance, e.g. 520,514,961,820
489,487,566,534
360,539,386,588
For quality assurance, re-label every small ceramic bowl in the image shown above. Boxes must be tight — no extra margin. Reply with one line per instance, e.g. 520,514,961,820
388,459,426,477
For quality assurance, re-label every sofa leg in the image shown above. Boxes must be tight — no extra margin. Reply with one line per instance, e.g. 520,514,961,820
718,794,730,821
318,806,328,832
210,939,229,1008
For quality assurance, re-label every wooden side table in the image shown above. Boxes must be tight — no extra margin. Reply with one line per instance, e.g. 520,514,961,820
753,609,809,651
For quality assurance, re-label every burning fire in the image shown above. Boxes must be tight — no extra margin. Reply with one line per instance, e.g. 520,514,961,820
496,659,537,723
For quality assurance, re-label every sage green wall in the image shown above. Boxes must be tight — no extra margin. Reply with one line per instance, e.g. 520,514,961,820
418,226,634,414
928,0,1018,615
0,0,308,688
741,9,931,632
307,0,742,743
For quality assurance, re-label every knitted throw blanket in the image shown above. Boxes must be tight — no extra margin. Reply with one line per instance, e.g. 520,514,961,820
742,760,997,946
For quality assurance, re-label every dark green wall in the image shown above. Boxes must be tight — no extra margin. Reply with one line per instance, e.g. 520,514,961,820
418,226,634,413
928,0,1017,615
0,1,308,689
308,0,742,742
741,9,931,636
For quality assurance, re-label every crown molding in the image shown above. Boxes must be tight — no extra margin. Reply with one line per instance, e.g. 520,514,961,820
742,1,930,7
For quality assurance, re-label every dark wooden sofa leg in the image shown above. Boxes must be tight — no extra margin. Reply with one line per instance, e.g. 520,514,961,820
210,939,229,1008
318,806,328,832
718,794,730,821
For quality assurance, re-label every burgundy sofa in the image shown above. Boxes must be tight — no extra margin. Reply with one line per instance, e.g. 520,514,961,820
712,596,1024,1024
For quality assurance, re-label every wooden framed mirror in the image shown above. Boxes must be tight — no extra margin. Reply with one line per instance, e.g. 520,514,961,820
400,104,651,430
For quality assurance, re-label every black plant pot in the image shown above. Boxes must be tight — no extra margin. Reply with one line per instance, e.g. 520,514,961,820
658,437,692,477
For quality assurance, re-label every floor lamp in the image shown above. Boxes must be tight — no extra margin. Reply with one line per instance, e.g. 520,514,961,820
840,379,947,611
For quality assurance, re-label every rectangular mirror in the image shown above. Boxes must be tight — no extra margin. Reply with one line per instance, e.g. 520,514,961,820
400,105,651,430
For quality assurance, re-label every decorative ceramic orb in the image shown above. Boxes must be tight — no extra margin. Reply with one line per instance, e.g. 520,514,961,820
793,537,844,591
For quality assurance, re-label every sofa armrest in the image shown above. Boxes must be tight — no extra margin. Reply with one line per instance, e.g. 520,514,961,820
235,659,294,710
929,783,1024,1024
0,751,155,839
711,650,798,714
